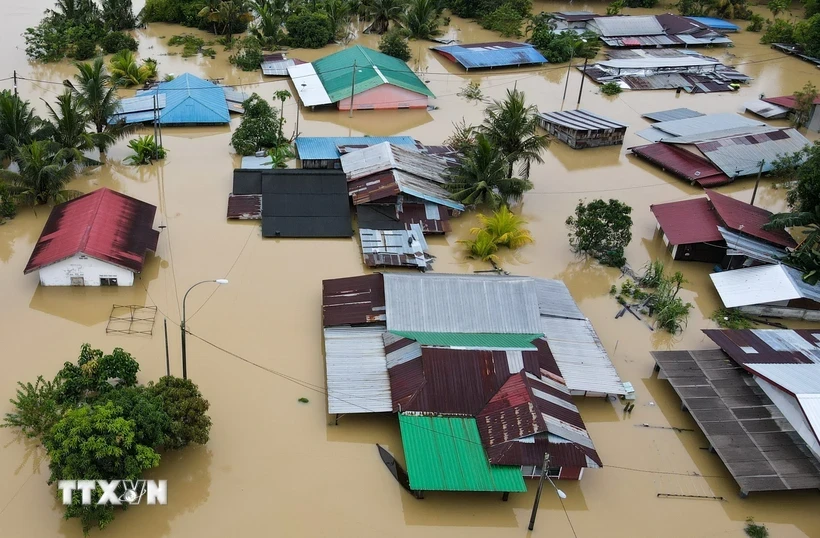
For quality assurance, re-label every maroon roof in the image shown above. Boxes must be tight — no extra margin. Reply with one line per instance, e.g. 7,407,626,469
762,95,820,109
650,197,723,245
226,194,261,219
348,171,401,205
25,188,158,274
533,338,562,379
630,143,731,187
655,13,708,34
706,190,797,248
398,202,451,234
322,274,386,327
703,329,820,365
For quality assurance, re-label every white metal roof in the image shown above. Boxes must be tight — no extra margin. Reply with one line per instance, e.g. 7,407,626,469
341,142,449,183
709,265,810,308
744,99,790,119
531,278,585,320
591,16,664,37
540,318,626,395
696,128,810,178
598,57,718,69
746,363,820,396
651,113,762,137
324,327,393,414
719,226,788,264
288,62,332,106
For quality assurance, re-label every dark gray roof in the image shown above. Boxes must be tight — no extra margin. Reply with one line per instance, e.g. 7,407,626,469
356,204,404,230
642,108,705,122
538,110,628,132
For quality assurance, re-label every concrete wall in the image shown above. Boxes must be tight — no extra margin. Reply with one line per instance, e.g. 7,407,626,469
38,253,135,287
337,85,429,110
739,304,820,321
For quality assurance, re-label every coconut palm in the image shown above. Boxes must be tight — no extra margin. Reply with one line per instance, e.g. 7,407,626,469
324,0,353,39
109,50,152,87
0,91,47,161
472,205,534,249
446,133,533,209
205,0,254,40
100,0,136,30
459,229,500,264
251,0,287,46
362,0,406,34
198,0,223,34
481,88,550,179
42,91,110,159
403,0,441,39
765,206,820,251
0,141,81,206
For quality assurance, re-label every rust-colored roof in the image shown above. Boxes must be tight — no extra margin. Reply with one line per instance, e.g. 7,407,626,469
650,197,723,245
226,194,261,219
762,95,820,109
348,170,401,204
703,329,820,365
398,202,451,234
630,143,731,187
25,188,158,274
706,190,797,248
322,274,386,327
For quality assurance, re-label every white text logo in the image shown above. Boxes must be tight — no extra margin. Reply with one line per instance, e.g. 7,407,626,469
57,480,167,505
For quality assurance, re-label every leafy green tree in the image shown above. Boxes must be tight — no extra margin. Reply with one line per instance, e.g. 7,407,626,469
56,344,141,405
747,13,765,32
363,0,407,34
101,0,136,30
768,0,788,17
125,135,167,165
528,29,599,63
761,17,796,43
0,141,81,206
566,199,633,267
444,118,477,154
481,4,525,37
231,94,282,155
262,144,295,168
24,0,106,61
0,91,47,161
250,0,288,46
43,91,109,158
324,0,353,39
109,50,154,86
606,0,625,15
229,35,264,71
795,14,820,58
98,386,170,447
378,27,412,60
285,12,334,47
472,205,534,248
481,88,550,179
101,31,138,53
677,0,712,16
792,82,819,130
403,0,441,39
2,376,63,440
148,376,212,449
460,229,500,264
273,89,291,140
601,81,623,95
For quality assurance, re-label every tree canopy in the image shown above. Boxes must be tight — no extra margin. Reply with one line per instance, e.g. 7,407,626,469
566,199,633,267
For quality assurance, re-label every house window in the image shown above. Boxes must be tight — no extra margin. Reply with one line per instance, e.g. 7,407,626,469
100,277,118,287
70,276,85,287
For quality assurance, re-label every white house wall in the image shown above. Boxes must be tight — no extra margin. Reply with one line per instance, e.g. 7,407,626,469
755,377,820,461
37,253,135,287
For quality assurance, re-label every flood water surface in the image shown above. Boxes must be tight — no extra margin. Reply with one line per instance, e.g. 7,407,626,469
2,1,820,537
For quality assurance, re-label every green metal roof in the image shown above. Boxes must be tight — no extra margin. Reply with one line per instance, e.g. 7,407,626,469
399,414,527,492
390,331,542,349
312,45,435,103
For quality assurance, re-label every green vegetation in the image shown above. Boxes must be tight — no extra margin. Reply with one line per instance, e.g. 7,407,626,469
711,307,756,329
458,81,484,102
445,0,531,38
444,118,477,153
198,0,255,40
566,199,633,268
262,144,295,168
125,135,167,165
230,35,264,70
101,31,138,53
747,13,765,32
606,0,624,16
2,344,211,534
101,0,137,30
142,0,251,36
403,0,443,39
760,13,820,58
378,28,412,61
461,229,501,263
168,33,211,57
792,81,818,129
286,12,334,48
0,141,83,206
528,21,600,64
762,18,797,44
482,88,550,179
616,261,693,334
231,93,286,156
473,206,534,248
601,81,623,96
110,50,156,86
745,518,769,538
677,0,751,19
481,4,526,37
768,0,789,17
363,0,407,34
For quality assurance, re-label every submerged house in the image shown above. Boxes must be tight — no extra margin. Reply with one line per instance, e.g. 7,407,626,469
24,188,159,287
760,95,820,132
431,42,547,70
537,110,628,149
260,52,305,76
710,265,820,320
294,136,418,169
586,14,732,48
288,45,434,110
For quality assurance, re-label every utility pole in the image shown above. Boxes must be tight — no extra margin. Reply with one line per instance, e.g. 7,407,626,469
528,453,550,531
750,160,765,206
153,94,159,160
577,56,589,107
164,318,170,377
13,70,17,98
349,60,357,118
562,47,576,103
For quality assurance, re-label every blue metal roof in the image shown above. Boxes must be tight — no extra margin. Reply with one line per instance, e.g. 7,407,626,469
685,16,740,32
295,136,417,161
141,73,230,125
431,42,547,70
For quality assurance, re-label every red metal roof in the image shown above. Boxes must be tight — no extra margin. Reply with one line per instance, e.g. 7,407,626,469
226,194,261,219
762,95,820,109
650,197,723,245
630,143,731,187
24,188,158,274
703,329,820,365
348,170,401,205
322,274,386,327
398,202,450,234
706,190,797,248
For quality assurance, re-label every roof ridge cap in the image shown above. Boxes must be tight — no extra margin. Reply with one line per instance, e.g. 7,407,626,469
79,189,108,254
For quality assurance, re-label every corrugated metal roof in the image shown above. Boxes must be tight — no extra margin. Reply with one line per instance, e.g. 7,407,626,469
260,53,306,76
537,109,628,132
531,278,585,320
744,99,790,119
431,42,547,69
676,34,732,45
341,142,449,183
324,327,392,414
288,62,332,106
390,331,541,349
540,318,626,395
383,273,542,334
113,93,166,117
226,194,261,219
646,113,763,138
295,136,417,161
322,274,386,327
359,224,433,269
222,87,248,105
599,57,718,69
686,16,740,31
347,169,463,211
719,226,788,264
591,16,665,37
762,95,820,109
25,188,159,274
630,143,731,186
703,329,820,365
642,108,704,122
398,414,527,492
696,129,811,178
746,363,820,396
710,265,805,308
140,73,231,125
650,197,723,245
706,190,797,248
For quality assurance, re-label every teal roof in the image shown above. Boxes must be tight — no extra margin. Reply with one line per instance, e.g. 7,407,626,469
399,414,527,492
391,331,542,349
313,46,435,103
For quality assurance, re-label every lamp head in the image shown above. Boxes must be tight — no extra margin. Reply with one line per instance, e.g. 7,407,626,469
215,279,229,285
557,489,567,500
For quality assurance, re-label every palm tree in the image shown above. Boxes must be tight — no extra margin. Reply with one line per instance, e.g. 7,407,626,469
66,58,134,154
481,88,550,179
324,0,353,39
402,0,440,39
363,0,406,34
212,0,254,41
43,91,107,159
765,207,820,251
109,51,152,87
198,0,223,34
251,0,287,46
472,205,534,249
0,141,81,206
273,89,291,141
100,0,136,30
459,229,500,264
446,134,533,209
0,91,46,161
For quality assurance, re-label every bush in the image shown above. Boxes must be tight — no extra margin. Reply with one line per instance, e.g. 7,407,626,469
101,31,138,53
125,135,167,165
747,14,765,32
230,36,264,71
566,198,633,267
101,0,137,31
761,18,796,43
72,38,97,60
378,28,412,61
601,81,623,95
0,185,16,220
168,33,206,57
711,307,755,329
481,4,525,37
624,0,658,6
285,12,333,48
231,94,282,155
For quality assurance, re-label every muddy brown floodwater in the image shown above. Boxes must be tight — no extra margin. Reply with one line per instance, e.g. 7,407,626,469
2,1,820,537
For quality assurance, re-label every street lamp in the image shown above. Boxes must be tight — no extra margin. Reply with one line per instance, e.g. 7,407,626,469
528,453,568,531
562,37,587,102
181,279,229,379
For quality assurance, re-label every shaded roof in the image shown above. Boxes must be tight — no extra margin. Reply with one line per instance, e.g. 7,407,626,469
348,169,464,211
398,414,527,492
642,108,704,122
382,273,542,335
532,278,585,320
322,274,386,327
762,95,820,109
312,45,434,103
341,142,449,183
650,197,723,245
591,16,664,37
710,264,820,308
706,190,797,248
324,327,392,414
719,226,788,264
25,188,158,274
537,109,628,132
696,129,811,178
685,16,740,31
636,113,763,141
630,142,731,187
359,224,433,269
295,136,417,161
744,99,790,119
702,329,820,365
655,13,710,34
653,349,820,493
355,201,450,234
140,73,230,125
431,42,547,70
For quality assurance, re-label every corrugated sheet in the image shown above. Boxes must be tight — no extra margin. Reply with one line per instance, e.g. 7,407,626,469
25,188,158,274
744,99,790,119
541,317,626,395
398,200,450,234
531,278,585,320
222,87,248,105
288,62,332,106
383,332,422,368
347,169,463,211
226,194,261,219
140,73,231,125
324,327,392,414
685,16,740,31
537,109,627,132
260,53,305,76
341,142,449,183
696,129,811,178
398,414,527,492
663,125,777,144
383,273,542,334
650,197,723,245
707,190,797,248
390,331,541,349
746,363,820,396
599,56,718,69
720,226,788,264
591,16,665,37
240,156,274,169
601,35,682,47
431,42,547,69
702,329,820,365
642,108,704,122
646,113,763,138
762,95,820,109
112,93,167,122
322,274,386,327
630,143,731,186
295,136,417,161
676,34,732,45
711,265,805,308
359,224,433,269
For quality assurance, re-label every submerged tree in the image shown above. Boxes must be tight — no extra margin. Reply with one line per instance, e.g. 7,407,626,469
100,0,136,30
43,91,111,158
403,0,441,39
363,0,406,34
109,50,154,87
566,198,633,267
472,205,534,249
460,229,500,264
0,141,81,206
792,82,819,130
0,91,46,161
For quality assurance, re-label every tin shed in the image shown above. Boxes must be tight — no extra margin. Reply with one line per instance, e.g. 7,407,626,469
537,110,627,149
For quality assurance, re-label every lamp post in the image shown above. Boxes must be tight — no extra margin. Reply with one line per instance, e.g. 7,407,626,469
562,37,587,102
577,55,590,107
528,453,568,531
181,279,229,379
